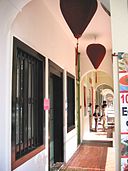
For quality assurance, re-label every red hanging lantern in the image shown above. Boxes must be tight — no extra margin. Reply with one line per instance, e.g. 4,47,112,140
86,43,106,69
60,0,98,68
60,0,98,39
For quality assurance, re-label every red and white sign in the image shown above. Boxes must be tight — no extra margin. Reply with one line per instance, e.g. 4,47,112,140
120,92,128,133
44,98,50,111
118,52,128,170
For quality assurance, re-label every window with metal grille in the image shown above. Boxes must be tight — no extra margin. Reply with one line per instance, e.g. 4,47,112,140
67,73,75,132
12,37,45,169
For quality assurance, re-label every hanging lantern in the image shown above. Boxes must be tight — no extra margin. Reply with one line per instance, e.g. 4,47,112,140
60,0,98,39
86,43,106,69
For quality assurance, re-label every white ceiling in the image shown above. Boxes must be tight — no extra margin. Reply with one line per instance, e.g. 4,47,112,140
78,0,112,53
43,0,112,63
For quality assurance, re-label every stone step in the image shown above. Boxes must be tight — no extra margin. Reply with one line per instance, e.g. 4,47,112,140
82,140,113,147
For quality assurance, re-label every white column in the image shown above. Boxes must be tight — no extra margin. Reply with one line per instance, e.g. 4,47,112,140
110,1,128,170
113,55,120,171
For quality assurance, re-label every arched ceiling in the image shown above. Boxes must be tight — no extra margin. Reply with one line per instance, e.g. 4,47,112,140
1,0,111,59
78,0,112,53
43,0,112,77
3,0,112,77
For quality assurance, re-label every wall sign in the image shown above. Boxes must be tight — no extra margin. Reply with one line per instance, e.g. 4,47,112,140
44,98,50,111
118,52,128,170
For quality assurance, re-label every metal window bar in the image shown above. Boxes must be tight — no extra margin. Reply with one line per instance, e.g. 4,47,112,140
28,59,32,148
16,52,20,154
37,60,43,146
15,47,44,159
33,58,36,148
20,57,24,154
31,59,34,147
18,50,23,157
22,53,27,154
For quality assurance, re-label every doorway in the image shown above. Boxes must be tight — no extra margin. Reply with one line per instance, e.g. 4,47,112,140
49,61,64,170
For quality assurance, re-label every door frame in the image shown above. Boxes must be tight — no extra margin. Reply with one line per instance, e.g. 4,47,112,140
48,60,64,170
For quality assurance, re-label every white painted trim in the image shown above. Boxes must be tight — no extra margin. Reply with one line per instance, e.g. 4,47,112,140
113,56,120,171
45,57,49,171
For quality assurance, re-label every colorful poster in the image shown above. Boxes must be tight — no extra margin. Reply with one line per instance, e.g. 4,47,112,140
119,72,128,92
118,53,128,72
121,134,128,157
121,158,128,171
118,52,128,171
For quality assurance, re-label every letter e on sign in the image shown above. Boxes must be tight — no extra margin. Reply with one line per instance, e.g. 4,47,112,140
44,98,50,111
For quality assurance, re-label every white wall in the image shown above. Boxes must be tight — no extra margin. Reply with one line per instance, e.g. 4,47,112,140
11,0,77,171
65,129,77,162
12,0,75,75
13,151,46,171
110,0,128,52
0,0,77,171
0,1,31,171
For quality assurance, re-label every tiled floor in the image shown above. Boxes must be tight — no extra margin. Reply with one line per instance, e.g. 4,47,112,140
105,147,115,171
84,131,112,141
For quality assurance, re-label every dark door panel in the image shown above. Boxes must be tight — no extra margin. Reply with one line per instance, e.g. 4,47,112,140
49,61,64,170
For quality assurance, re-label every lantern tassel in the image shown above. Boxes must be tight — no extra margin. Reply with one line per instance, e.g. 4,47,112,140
75,38,79,66
95,70,97,83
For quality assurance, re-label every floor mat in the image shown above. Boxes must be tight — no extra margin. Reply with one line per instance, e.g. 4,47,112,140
61,145,108,171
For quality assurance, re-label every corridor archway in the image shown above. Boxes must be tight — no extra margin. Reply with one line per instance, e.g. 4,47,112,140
80,70,114,141
96,84,114,107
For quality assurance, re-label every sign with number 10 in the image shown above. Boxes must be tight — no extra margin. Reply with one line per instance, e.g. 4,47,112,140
118,53,128,170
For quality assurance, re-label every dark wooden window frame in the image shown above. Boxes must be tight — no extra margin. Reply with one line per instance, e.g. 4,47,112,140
11,37,45,170
67,72,75,132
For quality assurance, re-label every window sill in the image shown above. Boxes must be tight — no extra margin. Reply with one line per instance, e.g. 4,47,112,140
12,145,45,170
67,125,75,133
